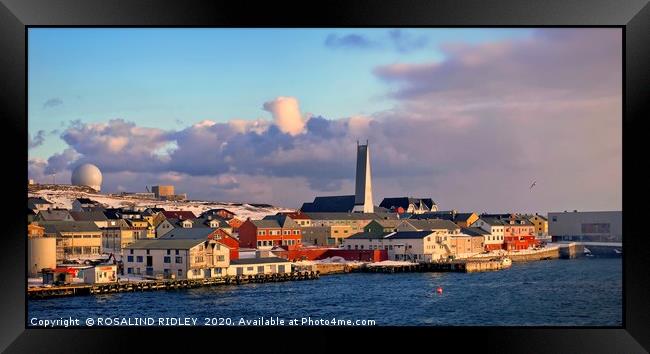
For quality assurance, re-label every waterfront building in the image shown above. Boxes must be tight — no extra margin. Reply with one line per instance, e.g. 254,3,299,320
527,214,549,237
226,257,293,276
238,217,302,249
470,217,506,251
300,224,354,246
82,265,117,284
41,221,103,261
502,217,537,250
548,211,622,243
379,197,438,214
449,231,485,258
123,237,230,279
343,231,452,262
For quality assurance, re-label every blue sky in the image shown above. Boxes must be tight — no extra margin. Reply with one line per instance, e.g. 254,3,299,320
27,28,621,212
29,28,531,160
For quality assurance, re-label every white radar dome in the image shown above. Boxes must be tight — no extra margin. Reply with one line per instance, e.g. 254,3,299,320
71,163,103,191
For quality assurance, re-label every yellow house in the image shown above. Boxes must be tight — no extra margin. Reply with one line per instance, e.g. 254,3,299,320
528,214,548,237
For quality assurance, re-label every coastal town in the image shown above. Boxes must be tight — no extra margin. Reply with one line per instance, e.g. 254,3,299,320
27,143,622,298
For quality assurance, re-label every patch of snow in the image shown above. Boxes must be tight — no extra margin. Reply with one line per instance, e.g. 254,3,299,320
29,187,295,220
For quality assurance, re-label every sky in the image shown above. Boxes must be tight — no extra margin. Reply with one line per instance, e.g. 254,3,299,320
28,28,622,213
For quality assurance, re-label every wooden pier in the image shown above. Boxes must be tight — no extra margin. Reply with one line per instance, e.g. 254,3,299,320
361,259,511,274
28,271,320,300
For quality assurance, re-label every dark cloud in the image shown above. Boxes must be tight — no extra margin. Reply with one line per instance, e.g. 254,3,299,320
42,98,63,109
29,130,46,149
375,28,621,100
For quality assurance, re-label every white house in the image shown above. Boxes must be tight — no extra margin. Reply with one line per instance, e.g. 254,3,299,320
123,238,230,280
83,265,118,284
470,217,506,251
343,231,453,262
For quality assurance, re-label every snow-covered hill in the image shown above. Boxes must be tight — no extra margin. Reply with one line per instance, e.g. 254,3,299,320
28,184,295,220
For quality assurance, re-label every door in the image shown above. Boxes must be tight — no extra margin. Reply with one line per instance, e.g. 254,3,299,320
146,256,153,267
278,265,285,273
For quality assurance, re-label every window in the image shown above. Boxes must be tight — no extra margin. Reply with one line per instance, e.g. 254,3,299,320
130,249,134,254
127,268,133,274
178,269,183,276
257,266,264,273
136,256,143,263
166,249,171,255
247,267,254,271
146,249,150,255
175,256,183,263
164,256,171,263
127,256,134,262
175,249,179,255
217,255,225,261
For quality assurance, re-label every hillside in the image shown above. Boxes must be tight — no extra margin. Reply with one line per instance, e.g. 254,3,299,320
28,184,295,220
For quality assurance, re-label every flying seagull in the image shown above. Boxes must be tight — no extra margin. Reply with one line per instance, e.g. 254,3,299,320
529,181,537,190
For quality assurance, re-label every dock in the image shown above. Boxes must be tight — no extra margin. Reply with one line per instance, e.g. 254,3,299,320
28,271,320,300
360,259,511,274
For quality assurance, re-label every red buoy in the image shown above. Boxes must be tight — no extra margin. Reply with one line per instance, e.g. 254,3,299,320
436,287,443,294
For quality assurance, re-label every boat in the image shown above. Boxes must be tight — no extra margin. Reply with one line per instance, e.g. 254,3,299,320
500,257,512,267
614,249,622,255
583,247,594,257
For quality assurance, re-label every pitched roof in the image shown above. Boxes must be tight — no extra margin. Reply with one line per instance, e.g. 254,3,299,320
261,215,300,228
75,198,98,204
347,231,392,239
250,219,284,228
158,227,215,240
300,195,356,213
28,197,52,209
461,227,490,236
477,217,508,226
230,257,291,265
379,197,436,211
387,231,433,239
162,210,197,220
37,209,72,221
366,219,402,228
69,211,109,222
41,221,102,234
402,219,459,231
304,212,398,221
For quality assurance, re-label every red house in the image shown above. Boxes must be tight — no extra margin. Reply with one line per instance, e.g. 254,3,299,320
238,215,302,249
503,218,537,250
208,228,240,260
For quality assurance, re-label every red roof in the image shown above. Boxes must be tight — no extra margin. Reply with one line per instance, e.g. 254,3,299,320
162,211,197,220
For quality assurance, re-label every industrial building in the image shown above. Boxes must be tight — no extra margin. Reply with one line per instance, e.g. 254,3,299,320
548,211,622,243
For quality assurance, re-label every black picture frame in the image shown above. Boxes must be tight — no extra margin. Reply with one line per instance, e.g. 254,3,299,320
1,0,648,352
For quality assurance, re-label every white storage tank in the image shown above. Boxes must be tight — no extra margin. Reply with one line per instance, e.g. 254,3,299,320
27,237,57,277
